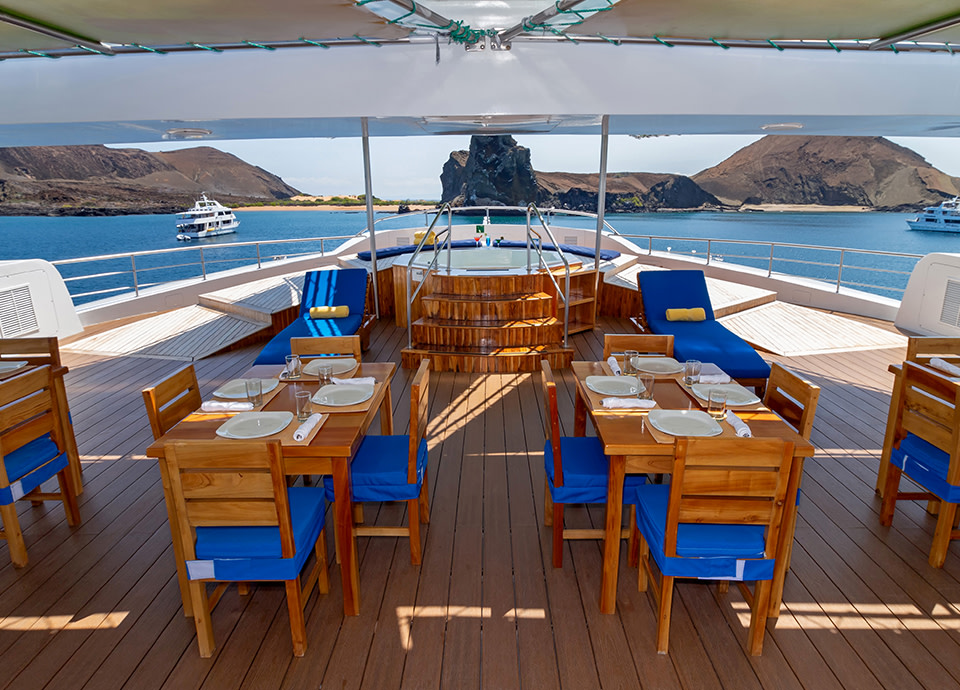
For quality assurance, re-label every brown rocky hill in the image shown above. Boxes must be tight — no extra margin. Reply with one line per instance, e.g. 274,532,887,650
0,145,300,216
692,135,960,211
536,171,720,212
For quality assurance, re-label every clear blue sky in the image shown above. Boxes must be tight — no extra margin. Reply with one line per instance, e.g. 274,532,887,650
120,135,960,200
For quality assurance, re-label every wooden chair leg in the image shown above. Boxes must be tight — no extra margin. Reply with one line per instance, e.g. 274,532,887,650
57,468,81,526
628,512,639,568
637,535,650,592
929,502,958,568
656,575,675,654
316,528,330,594
285,580,308,657
190,581,216,657
0,503,27,568
717,580,730,594
408,498,423,565
332,510,341,565
419,468,430,524
352,503,364,525
551,503,564,568
544,478,553,527
748,580,773,656
237,583,251,596
879,465,902,526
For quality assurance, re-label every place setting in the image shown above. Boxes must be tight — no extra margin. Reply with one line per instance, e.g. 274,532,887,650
214,409,329,445
584,372,658,412
310,373,380,413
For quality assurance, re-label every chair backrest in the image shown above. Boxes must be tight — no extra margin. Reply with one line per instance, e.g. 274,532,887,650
602,334,674,359
290,336,362,361
762,363,820,440
637,270,715,326
0,366,61,482
298,268,369,318
905,336,960,367
666,437,794,560
0,337,61,367
540,360,564,485
894,362,960,480
408,359,431,483
165,439,295,560
142,365,203,440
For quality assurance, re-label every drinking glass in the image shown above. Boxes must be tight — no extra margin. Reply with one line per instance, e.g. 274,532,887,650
285,354,302,380
245,378,263,406
637,373,655,401
683,359,701,386
623,349,639,375
317,363,334,386
295,389,312,422
707,389,727,419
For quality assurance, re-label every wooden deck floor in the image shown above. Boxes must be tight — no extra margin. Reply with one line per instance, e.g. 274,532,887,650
4,315,960,689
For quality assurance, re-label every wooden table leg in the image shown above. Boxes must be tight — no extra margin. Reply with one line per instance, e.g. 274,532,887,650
334,457,360,616
574,388,587,437
380,380,393,435
158,460,194,618
600,454,626,614
876,371,903,497
769,456,804,618
53,374,83,495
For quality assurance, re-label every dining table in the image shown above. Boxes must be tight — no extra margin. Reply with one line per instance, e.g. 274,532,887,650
145,360,395,618
571,360,815,616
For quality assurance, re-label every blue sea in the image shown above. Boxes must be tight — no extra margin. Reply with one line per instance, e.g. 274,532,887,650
2,209,957,304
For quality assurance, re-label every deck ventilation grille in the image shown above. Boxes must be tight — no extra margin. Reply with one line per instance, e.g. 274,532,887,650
0,284,38,338
940,279,960,328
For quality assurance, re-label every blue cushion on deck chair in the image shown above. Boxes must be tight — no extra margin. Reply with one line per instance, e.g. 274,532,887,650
634,484,775,581
545,436,646,505
0,434,68,505
188,486,327,582
323,435,429,503
891,432,960,504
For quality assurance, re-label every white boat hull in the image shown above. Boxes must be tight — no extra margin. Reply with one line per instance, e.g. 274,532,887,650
906,219,960,233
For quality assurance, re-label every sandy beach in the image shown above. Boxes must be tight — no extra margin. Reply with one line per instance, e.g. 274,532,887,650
233,203,437,212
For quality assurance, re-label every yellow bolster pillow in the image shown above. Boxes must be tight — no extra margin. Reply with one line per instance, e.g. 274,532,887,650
665,307,706,322
414,231,436,245
309,305,349,319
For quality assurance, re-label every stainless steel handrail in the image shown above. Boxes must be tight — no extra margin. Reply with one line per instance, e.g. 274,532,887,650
406,203,455,348
526,204,573,347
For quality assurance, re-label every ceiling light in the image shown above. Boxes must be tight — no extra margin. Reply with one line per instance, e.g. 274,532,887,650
760,122,804,131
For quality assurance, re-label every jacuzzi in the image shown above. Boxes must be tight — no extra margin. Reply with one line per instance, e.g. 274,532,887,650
404,247,567,274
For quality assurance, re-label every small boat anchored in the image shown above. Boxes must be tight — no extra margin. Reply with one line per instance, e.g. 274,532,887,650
175,193,239,241
906,197,960,232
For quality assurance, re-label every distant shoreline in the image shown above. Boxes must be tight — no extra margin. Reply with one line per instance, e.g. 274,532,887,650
232,204,437,213
232,202,878,214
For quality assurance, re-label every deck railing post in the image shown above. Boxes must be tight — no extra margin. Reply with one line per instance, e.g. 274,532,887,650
200,247,206,280
256,243,262,268
836,248,846,293
131,255,139,296
706,239,712,265
768,244,775,276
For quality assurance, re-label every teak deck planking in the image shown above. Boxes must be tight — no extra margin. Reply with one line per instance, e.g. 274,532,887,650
4,314,960,688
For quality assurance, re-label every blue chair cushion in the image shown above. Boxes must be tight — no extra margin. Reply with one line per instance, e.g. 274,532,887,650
0,434,67,505
356,240,620,262
323,435,428,503
645,319,771,380
634,484,775,580
545,436,646,504
891,432,960,503
638,269,716,321
189,486,327,582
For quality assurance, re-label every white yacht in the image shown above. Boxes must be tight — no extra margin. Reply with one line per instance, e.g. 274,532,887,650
175,193,239,240
906,197,960,232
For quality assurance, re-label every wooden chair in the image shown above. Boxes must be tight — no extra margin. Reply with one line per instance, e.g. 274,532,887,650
323,359,431,564
541,360,645,567
763,363,819,441
165,439,329,657
0,366,81,567
290,335,362,362
142,364,203,440
879,361,960,567
602,333,674,360
630,437,794,655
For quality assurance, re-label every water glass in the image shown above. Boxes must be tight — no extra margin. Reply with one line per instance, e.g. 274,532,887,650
295,389,312,422
707,389,727,419
317,363,334,386
285,354,302,380
623,350,639,375
637,373,655,401
683,359,701,386
245,378,263,406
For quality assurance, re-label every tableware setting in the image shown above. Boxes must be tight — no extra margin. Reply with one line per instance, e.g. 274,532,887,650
245,378,263,406
601,397,655,409
637,373,655,400
631,357,683,375
303,357,358,377
200,400,254,412
706,388,727,419
697,362,732,384
726,410,753,437
311,383,375,407
647,409,723,437
622,350,639,375
0,361,28,375
605,356,622,376
689,382,761,407
331,376,376,386
585,375,638,396
293,413,326,441
215,411,294,439
213,378,280,400
683,359,701,385
285,354,303,380
295,389,313,421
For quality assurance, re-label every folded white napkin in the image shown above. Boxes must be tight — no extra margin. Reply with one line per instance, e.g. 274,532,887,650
930,357,960,378
293,413,325,442
332,376,376,386
601,397,655,409
698,363,731,384
606,356,622,376
726,410,752,437
201,401,254,412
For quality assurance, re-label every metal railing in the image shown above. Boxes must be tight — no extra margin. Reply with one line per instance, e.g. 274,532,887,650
526,204,573,347
406,203,455,348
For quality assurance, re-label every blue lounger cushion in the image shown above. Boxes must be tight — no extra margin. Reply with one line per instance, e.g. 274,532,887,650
891,433,960,503
0,434,67,505
545,436,645,504
634,484,774,580
189,486,326,582
356,240,620,262
323,435,429,503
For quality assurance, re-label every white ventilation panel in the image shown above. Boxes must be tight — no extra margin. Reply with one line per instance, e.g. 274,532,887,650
940,279,960,328
0,283,39,338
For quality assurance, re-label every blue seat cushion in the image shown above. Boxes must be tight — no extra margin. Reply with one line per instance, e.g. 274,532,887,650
356,240,620,262
253,314,364,365
323,435,428,503
634,484,775,580
0,434,67,505
638,269,716,320
645,319,771,379
891,433,960,503
189,486,327,582
545,436,646,504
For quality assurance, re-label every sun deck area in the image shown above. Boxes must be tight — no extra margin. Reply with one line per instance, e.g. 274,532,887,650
2,313,958,689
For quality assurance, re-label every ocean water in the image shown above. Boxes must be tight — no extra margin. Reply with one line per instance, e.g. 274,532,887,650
2,209,957,304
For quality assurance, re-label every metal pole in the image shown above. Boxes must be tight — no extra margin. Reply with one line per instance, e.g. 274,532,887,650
361,118,380,319
594,115,609,316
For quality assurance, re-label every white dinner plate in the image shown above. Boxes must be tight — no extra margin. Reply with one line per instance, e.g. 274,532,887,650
648,409,723,437
690,383,761,407
0,361,28,375
311,383,375,407
585,376,638,396
213,378,280,400
631,357,684,375
303,357,358,376
216,411,293,439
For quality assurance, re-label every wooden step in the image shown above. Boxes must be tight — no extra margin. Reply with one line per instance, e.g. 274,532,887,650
421,292,555,321
411,318,562,348
401,345,573,372
429,273,547,297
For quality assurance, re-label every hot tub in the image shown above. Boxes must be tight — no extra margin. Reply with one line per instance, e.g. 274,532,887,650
406,247,566,273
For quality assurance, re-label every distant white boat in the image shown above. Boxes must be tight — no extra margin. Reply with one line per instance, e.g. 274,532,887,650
906,197,960,232
175,193,239,241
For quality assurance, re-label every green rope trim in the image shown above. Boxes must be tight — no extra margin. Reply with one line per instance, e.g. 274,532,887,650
353,34,382,46
133,43,167,54
945,42,954,55
19,48,58,58
596,34,621,46
549,26,578,43
766,38,783,51
300,37,330,48
889,43,899,54
826,39,841,52
77,44,112,56
653,35,673,47
389,0,417,24
709,37,729,49
188,42,223,52
242,40,275,51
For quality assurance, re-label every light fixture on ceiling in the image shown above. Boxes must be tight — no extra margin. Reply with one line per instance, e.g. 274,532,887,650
760,122,804,131
163,127,214,140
